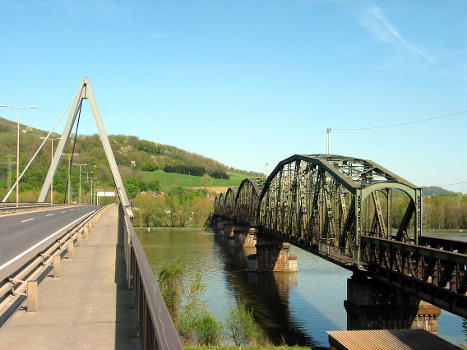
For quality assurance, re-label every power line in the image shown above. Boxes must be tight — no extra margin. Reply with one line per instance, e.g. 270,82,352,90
428,181,467,187
296,131,326,154
334,110,466,131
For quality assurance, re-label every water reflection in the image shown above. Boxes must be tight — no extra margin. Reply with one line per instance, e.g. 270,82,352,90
215,235,315,346
137,228,465,346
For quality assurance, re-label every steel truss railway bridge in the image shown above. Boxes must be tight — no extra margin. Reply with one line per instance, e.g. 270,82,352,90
212,154,467,319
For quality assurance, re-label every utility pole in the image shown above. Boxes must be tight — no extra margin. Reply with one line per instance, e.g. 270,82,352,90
326,128,331,155
63,153,79,204
73,163,87,203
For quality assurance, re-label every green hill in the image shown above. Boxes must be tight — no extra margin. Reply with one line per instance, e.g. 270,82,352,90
0,117,263,201
422,186,456,196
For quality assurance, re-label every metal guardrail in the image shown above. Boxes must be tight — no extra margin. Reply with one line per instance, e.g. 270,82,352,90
0,202,70,215
360,235,467,318
119,202,183,350
419,235,467,254
0,205,106,322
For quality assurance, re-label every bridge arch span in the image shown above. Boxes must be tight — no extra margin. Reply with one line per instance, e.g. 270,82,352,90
224,188,237,219
257,154,422,258
234,178,265,226
217,193,225,216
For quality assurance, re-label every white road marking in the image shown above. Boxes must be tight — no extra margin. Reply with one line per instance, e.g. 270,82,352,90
46,213,54,217
60,211,66,213
0,210,96,272
21,218,34,223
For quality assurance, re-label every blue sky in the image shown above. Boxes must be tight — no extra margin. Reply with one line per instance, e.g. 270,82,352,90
0,0,466,192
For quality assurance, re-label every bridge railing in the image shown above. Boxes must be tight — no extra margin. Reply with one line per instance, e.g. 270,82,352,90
118,202,182,350
360,235,467,318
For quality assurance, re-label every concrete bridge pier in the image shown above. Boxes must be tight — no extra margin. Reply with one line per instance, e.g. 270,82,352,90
248,233,297,272
344,274,441,334
223,222,234,240
231,227,257,248
214,218,225,236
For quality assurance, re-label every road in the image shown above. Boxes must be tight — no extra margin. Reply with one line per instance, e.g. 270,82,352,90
0,205,98,273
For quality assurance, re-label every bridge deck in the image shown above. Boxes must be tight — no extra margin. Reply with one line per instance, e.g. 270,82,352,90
0,205,142,349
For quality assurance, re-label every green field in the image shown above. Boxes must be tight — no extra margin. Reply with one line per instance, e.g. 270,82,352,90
143,170,250,190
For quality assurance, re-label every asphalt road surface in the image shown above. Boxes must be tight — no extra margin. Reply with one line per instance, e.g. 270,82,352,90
0,205,98,272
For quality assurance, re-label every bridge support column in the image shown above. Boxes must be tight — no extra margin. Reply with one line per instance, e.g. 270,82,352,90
248,234,297,272
344,275,441,334
233,227,257,248
223,222,234,240
213,218,223,235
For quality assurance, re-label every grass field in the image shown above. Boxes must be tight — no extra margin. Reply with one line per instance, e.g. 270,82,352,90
143,170,250,191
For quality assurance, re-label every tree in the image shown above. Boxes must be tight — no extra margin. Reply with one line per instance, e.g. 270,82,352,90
191,196,212,226
166,187,191,226
123,177,141,198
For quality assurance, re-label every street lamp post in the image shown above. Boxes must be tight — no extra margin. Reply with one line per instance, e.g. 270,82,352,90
63,153,79,204
87,171,94,203
92,179,99,205
41,137,63,205
73,163,87,203
90,177,95,205
0,105,38,207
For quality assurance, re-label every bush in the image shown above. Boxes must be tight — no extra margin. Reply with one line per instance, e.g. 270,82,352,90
159,258,184,323
177,268,206,343
141,158,158,171
225,298,258,346
193,310,223,346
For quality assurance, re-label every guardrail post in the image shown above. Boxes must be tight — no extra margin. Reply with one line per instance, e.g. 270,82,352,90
53,255,61,278
27,281,38,312
83,226,88,239
77,232,83,247
67,240,74,259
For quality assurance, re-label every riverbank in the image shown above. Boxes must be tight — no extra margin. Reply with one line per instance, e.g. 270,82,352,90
136,226,466,233
424,229,465,233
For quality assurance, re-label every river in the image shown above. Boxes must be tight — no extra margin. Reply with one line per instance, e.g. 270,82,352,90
137,228,466,347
